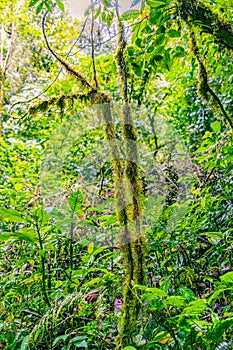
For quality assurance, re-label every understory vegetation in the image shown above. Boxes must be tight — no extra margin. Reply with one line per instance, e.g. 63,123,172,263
0,0,233,349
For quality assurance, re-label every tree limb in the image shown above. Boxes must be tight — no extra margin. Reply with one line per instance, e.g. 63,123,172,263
176,0,233,50
42,10,92,90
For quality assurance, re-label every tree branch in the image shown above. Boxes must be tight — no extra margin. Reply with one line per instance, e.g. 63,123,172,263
176,0,233,50
42,10,92,90
189,27,233,129
90,0,98,90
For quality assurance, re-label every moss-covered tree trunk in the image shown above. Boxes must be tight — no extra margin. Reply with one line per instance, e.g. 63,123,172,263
114,2,146,347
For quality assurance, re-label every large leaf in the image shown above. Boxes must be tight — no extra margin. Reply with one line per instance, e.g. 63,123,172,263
166,296,186,307
220,271,233,283
12,230,37,244
142,287,168,300
176,287,195,301
0,233,11,241
182,299,207,316
69,336,88,348
0,208,25,223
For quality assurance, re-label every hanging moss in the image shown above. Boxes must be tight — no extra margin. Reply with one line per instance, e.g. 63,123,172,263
189,26,233,129
189,29,209,102
27,90,111,118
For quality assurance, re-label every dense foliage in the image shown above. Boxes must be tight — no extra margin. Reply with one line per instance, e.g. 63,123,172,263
0,0,233,349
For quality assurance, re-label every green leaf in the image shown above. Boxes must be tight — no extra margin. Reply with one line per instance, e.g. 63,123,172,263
70,336,88,348
211,121,221,133
168,29,180,38
99,214,116,227
121,10,139,21
123,347,137,350
101,12,107,22
152,331,170,343
166,296,186,307
55,0,65,12
212,318,233,340
107,12,114,27
94,7,101,19
208,288,232,304
142,287,168,300
0,208,25,223
83,277,101,287
0,233,11,241
92,246,108,256
133,284,147,291
45,2,53,12
149,9,163,25
148,0,167,8
68,191,83,212
36,2,44,13
29,0,40,7
176,287,195,301
34,208,49,225
183,299,207,316
155,34,165,46
53,335,69,347
11,229,37,244
220,271,233,283
202,231,223,243
74,340,87,347
88,241,94,254
21,335,30,350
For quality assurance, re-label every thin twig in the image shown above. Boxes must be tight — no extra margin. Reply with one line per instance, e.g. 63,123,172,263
115,0,128,101
91,0,98,90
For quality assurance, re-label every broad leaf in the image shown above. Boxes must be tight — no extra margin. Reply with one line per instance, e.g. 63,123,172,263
211,121,221,133
68,191,83,212
183,299,207,316
220,271,233,283
0,208,25,223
